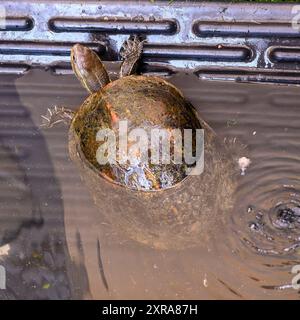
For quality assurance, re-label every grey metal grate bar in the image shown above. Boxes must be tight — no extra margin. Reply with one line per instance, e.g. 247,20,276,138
0,1,299,83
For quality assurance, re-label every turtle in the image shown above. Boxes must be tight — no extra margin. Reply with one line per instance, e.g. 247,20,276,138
42,36,203,191
41,36,237,249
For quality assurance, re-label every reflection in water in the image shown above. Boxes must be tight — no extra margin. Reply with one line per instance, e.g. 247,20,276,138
0,75,76,299
1,69,298,299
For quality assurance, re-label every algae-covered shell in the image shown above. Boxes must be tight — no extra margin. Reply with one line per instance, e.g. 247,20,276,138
70,75,203,191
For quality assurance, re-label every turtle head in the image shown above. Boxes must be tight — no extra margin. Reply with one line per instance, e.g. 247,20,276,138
71,44,111,94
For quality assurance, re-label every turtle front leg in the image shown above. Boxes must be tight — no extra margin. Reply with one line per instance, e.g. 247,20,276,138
40,106,75,128
120,36,145,77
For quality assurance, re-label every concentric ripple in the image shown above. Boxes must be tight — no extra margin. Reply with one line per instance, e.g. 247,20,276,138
231,155,300,257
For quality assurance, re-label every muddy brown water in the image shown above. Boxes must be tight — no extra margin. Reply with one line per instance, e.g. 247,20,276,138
0,68,300,299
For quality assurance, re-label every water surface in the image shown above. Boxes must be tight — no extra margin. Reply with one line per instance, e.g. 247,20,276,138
0,69,299,299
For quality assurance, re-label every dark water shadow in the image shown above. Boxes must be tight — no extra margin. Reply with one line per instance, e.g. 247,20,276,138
0,73,88,299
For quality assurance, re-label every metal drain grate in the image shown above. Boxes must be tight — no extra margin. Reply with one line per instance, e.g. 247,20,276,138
0,1,300,83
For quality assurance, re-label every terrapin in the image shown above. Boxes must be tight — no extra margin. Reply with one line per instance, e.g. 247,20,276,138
42,37,237,249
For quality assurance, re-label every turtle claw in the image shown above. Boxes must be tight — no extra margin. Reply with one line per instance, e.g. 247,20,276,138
40,106,75,129
120,35,145,61
120,36,146,77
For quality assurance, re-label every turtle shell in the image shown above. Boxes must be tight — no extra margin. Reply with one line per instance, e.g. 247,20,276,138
70,75,202,191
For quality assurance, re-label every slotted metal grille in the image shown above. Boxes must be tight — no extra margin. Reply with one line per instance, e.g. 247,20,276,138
0,1,300,83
